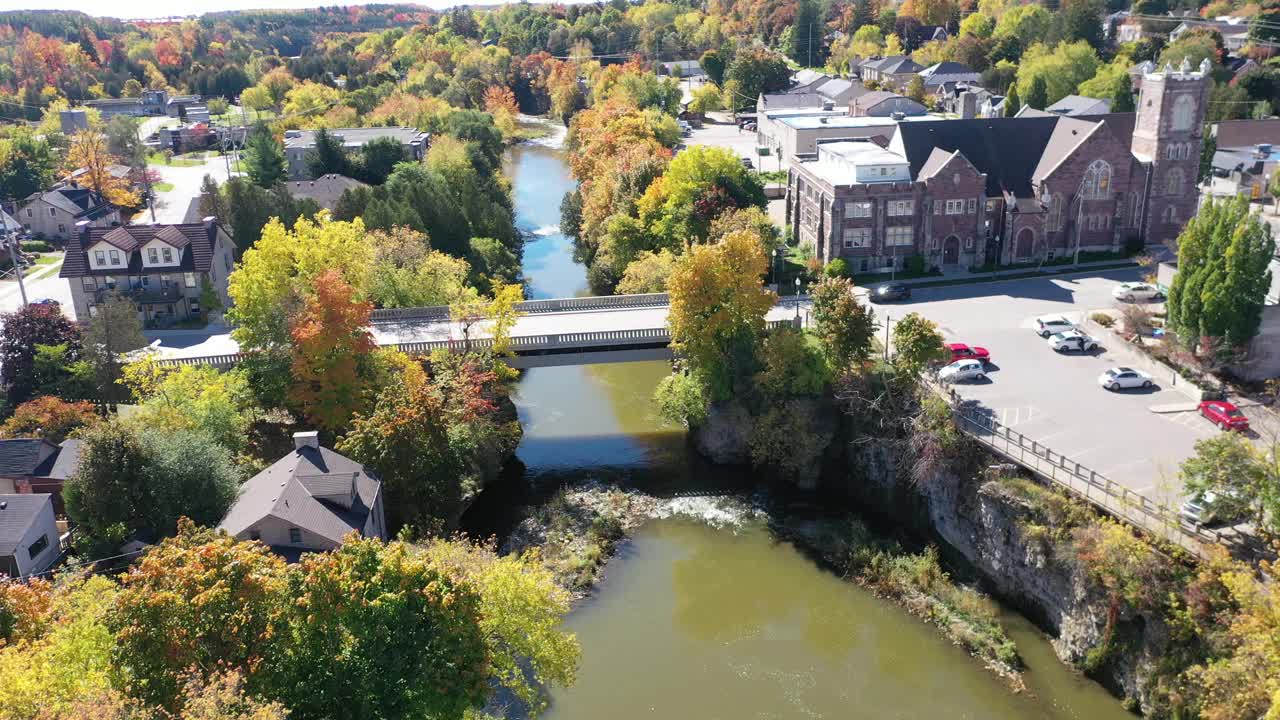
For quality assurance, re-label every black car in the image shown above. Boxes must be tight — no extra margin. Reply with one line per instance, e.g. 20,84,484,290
868,282,911,303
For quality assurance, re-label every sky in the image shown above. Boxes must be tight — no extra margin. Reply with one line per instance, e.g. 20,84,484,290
0,0,479,19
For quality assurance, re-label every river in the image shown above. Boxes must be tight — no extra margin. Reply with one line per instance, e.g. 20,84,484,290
485,137,1133,720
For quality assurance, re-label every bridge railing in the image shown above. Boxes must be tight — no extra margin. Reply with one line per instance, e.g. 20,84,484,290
934,384,1255,562
368,293,671,324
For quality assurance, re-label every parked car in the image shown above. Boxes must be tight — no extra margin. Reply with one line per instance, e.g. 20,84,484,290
1097,366,1153,391
939,359,987,384
868,282,911,303
1035,315,1075,337
1112,282,1165,302
1199,400,1250,432
30,298,60,307
1180,491,1247,527
740,157,754,169
947,343,991,365
1047,330,1098,353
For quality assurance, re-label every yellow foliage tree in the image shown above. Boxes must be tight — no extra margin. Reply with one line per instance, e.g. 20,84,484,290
63,131,138,207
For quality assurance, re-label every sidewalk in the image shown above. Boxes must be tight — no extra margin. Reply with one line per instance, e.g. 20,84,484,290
857,257,1141,290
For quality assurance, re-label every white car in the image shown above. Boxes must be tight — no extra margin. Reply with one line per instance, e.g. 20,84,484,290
1047,330,1098,353
1112,282,1164,302
1035,315,1075,338
939,359,987,384
1097,366,1153,391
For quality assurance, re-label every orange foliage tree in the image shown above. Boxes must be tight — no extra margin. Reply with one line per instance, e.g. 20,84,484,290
287,269,376,432
63,131,138,207
0,396,99,443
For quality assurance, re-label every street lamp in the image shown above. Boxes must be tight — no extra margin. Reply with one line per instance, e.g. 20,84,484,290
773,246,784,288
794,276,801,323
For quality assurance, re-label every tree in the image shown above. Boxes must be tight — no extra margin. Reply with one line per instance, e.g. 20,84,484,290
270,538,490,720
724,49,791,109
0,396,98,443
107,521,289,711
120,359,257,454
687,84,725,114
466,236,519,294
906,75,927,103
959,13,995,39
1004,82,1021,117
993,3,1051,43
103,116,146,168
1179,433,1271,529
338,355,520,533
0,304,81,406
1167,196,1276,351
1270,166,1280,215
637,145,766,246
1064,0,1105,50
241,123,286,188
305,127,349,179
357,136,406,185
618,249,678,294
287,269,376,432
63,130,138,207
667,230,776,399
1026,74,1049,110
0,131,56,205
786,0,826,66
81,291,145,391
892,312,947,372
700,49,727,86
1110,71,1135,112
811,277,877,370
63,423,241,554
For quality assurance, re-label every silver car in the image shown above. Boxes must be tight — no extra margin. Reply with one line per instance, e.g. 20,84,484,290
1035,315,1075,337
1097,366,1153,391
939,359,987,384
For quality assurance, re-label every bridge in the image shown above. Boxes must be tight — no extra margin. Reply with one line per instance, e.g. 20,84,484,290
153,292,812,369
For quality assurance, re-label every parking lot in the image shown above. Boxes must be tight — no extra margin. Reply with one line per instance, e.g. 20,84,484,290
877,268,1242,507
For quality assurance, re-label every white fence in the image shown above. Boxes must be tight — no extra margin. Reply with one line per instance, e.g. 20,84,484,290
368,293,672,324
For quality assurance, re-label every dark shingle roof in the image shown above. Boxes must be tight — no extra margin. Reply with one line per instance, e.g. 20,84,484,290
0,494,52,555
895,116,1062,197
60,221,229,279
284,174,369,210
0,439,59,477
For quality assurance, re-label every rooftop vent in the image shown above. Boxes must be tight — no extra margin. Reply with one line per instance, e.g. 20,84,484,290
293,431,320,451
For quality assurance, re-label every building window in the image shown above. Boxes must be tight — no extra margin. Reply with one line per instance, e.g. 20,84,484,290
1167,167,1185,196
224,254,232,272
25,208,32,218
1129,193,1141,227
967,198,977,214
94,250,105,265
147,248,159,264
48,208,56,217
162,248,173,263
1172,94,1196,132
109,250,120,265
843,228,871,248
849,202,872,218
26,534,48,560
1164,205,1178,224
886,226,913,246
184,272,196,288
1083,160,1112,199
81,277,96,291
887,200,914,216
249,529,261,541
933,202,942,215
289,528,302,544
57,224,65,235
965,237,974,249
141,276,150,287
945,199,964,215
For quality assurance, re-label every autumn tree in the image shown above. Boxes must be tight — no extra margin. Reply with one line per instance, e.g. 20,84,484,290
287,269,376,432
64,130,138,207
81,291,146,392
667,229,776,398
1179,432,1276,530
811,277,877,370
0,303,81,406
483,84,521,138
0,131,56,205
0,396,98,443
892,312,947,373
120,358,258,454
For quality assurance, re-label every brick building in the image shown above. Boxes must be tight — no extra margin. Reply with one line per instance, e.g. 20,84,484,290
787,60,1211,273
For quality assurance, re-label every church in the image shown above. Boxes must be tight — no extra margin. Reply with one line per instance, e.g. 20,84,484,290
786,59,1212,272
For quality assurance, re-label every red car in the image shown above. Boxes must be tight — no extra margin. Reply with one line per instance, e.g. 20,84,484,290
1199,400,1250,432
947,343,991,365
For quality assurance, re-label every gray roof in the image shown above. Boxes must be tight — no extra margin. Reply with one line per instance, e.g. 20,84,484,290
816,79,865,101
760,92,825,110
660,60,704,76
283,127,427,151
284,174,369,210
1045,95,1112,116
0,439,59,477
0,494,52,555
1214,118,1280,149
47,440,82,482
864,56,924,75
218,445,380,545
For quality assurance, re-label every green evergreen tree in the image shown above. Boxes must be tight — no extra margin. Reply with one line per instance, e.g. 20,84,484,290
785,0,826,66
242,123,287,188
1004,83,1021,117
1167,196,1276,351
305,127,350,179
1111,72,1136,113
1026,75,1049,111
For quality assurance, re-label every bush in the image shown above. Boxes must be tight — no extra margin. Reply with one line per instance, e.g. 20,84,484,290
1091,312,1115,328
823,258,849,279
20,240,52,253
654,370,709,427
904,254,926,275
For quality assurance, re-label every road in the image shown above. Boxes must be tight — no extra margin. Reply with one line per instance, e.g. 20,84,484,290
0,259,74,318
137,154,237,225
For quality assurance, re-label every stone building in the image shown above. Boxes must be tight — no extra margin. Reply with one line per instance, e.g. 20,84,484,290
787,60,1211,273
282,127,429,180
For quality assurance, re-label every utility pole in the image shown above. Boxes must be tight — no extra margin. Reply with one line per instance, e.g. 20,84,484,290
0,218,28,308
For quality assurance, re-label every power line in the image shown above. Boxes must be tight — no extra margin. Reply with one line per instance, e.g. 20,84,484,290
15,547,147,581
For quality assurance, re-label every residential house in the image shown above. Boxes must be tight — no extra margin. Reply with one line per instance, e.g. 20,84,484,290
284,174,369,211
980,94,1007,118
0,439,83,516
659,60,704,78
17,185,121,241
1044,95,1113,117
788,60,1210,274
758,92,828,114
813,78,868,107
283,127,429,180
792,69,832,93
850,91,928,117
1226,56,1260,84
918,62,982,90
858,56,924,89
217,431,388,561
60,218,236,326
1170,17,1250,52
0,494,61,578
1209,118,1280,199
936,83,992,117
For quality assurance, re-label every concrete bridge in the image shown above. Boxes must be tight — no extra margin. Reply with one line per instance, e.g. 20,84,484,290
153,292,811,369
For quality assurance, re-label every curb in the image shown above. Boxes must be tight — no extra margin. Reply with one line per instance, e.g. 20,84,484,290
1149,403,1199,413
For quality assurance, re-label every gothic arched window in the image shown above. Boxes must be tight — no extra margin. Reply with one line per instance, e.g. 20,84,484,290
1048,194,1064,230
1167,167,1185,196
1129,192,1140,227
1083,160,1112,200
1172,94,1196,132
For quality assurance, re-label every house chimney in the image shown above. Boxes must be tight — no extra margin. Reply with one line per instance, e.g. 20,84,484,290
75,220,91,244
293,431,320,451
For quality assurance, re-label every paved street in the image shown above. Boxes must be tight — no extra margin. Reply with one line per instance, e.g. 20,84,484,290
0,260,73,318
138,154,237,225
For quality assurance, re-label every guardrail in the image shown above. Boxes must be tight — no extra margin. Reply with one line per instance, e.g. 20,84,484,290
153,319,801,369
368,293,672,324
935,384,1256,562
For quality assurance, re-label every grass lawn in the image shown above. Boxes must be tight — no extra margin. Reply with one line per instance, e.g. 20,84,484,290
33,254,61,266
153,181,175,192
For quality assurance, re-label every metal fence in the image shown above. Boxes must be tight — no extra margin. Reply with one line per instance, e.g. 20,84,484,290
934,385,1262,562
368,293,672,324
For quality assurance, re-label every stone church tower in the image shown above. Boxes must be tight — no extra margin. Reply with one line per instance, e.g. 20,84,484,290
1130,58,1212,246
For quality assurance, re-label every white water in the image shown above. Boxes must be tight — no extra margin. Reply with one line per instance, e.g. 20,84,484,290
519,114,568,150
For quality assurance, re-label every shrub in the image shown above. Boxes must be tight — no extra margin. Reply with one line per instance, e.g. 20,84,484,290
1091,312,1115,328
823,258,849,279
20,240,52,253
904,254,926,275
654,370,709,427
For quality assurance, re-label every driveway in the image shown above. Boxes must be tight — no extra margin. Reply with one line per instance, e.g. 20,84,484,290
137,154,237,225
